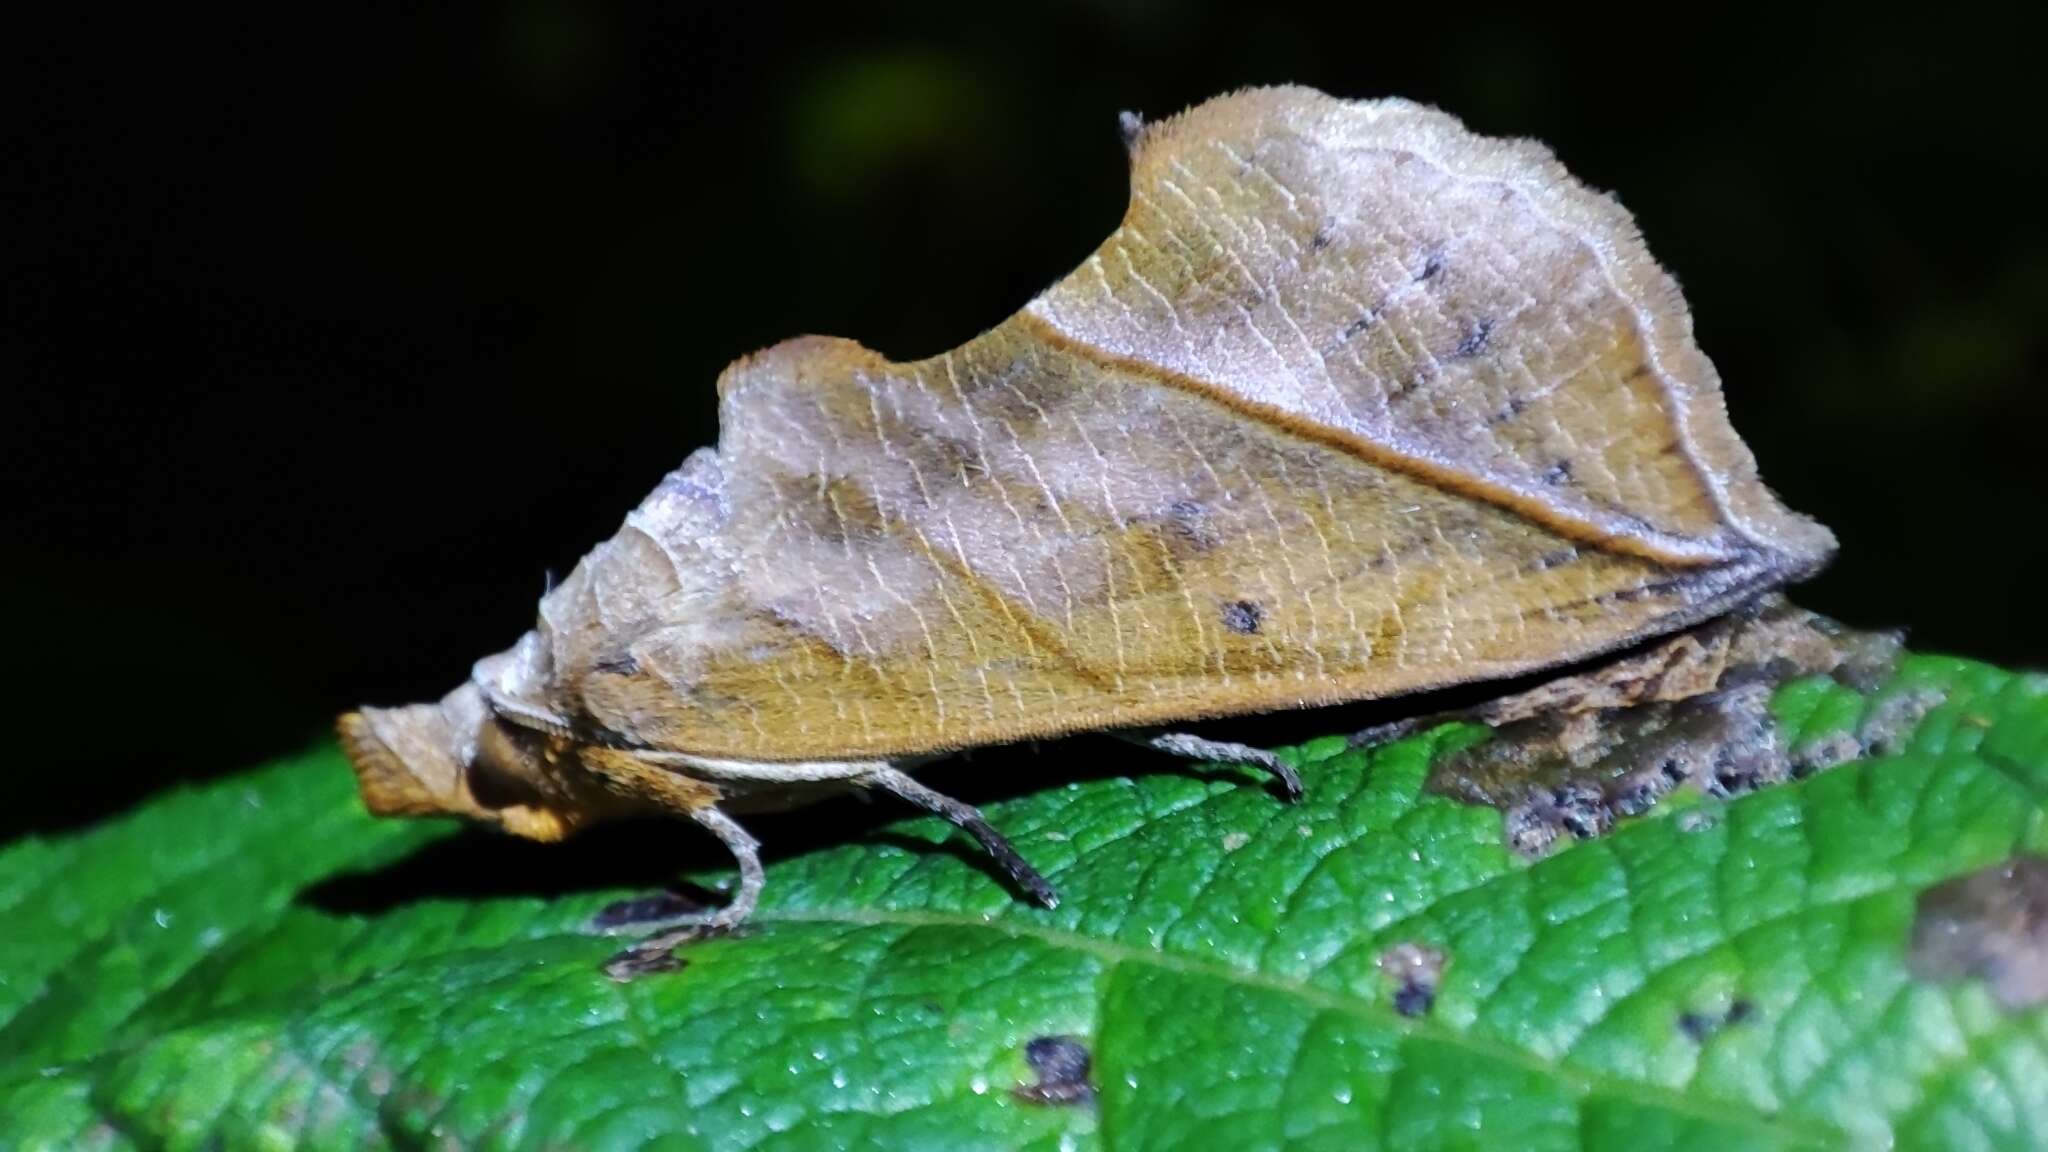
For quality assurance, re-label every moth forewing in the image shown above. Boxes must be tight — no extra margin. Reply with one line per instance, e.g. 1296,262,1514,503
340,85,1835,955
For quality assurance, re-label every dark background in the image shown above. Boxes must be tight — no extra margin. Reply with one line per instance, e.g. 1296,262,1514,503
12,4,2044,840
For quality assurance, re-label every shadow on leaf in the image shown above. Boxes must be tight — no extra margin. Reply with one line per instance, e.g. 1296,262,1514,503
295,699,1472,921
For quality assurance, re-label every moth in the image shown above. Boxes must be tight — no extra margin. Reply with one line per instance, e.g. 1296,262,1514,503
341,86,1839,971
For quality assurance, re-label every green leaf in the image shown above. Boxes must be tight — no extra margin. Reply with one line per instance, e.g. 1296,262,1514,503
3,654,2045,1151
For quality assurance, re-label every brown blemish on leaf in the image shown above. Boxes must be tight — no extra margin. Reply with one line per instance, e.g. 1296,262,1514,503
602,946,691,981
1676,1011,1712,1042
1909,856,2048,1010
1678,998,1757,1042
1379,942,1448,1017
1013,1035,1096,1105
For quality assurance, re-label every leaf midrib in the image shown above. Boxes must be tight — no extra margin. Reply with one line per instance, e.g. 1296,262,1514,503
740,903,1840,1148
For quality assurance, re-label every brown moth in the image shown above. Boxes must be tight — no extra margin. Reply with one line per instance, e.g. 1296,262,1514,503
340,86,1836,970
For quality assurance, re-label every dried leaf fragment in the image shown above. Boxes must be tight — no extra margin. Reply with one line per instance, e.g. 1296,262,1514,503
1910,856,2048,1010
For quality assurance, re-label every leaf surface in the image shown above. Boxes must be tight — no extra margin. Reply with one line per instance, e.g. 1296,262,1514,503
4,653,2045,1151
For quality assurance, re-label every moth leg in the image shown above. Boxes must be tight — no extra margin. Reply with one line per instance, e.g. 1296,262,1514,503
630,749,887,783
601,805,764,981
1118,730,1304,801
858,766,1060,910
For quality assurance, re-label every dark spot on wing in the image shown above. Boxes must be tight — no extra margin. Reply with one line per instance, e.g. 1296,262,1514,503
1587,575,1696,608
1910,856,2048,1010
1416,249,1444,282
1013,1035,1096,1105
924,436,990,485
1309,226,1333,251
1157,499,1218,555
1453,318,1494,358
1339,311,1376,341
1221,599,1264,635
1541,460,1573,485
593,653,640,676
784,474,892,545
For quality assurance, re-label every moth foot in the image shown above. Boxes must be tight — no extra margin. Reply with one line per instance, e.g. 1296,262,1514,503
860,766,1061,908
1122,730,1304,801
601,921,739,981
591,803,768,973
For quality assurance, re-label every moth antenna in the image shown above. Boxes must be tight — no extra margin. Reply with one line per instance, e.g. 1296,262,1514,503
860,766,1059,909
1126,731,1304,801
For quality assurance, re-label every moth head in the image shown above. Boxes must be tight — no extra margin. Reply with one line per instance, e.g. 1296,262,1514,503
338,682,585,842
